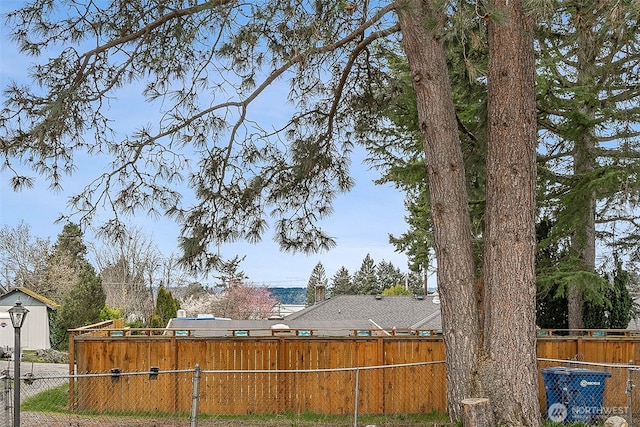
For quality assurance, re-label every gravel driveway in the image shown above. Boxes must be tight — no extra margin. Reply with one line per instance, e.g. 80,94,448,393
0,360,69,404
8,361,70,378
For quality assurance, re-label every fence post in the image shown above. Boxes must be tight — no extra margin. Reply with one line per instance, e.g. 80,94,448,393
190,364,201,427
627,360,634,427
376,337,384,413
353,367,360,427
3,371,10,427
171,336,179,414
68,330,75,412
277,337,287,413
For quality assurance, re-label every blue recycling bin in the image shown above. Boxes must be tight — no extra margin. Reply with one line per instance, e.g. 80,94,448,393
541,367,611,424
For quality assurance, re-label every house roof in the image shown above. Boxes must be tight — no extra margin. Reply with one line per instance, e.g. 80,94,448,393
167,318,300,337
286,294,442,331
167,294,442,337
0,287,60,309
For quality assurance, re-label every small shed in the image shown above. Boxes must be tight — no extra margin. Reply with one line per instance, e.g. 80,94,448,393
0,287,59,351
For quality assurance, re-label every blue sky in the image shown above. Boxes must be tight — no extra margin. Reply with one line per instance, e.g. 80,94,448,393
0,2,419,287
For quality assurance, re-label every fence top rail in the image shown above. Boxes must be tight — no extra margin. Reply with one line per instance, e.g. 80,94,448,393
72,328,640,342
538,357,636,369
537,328,639,337
70,326,443,339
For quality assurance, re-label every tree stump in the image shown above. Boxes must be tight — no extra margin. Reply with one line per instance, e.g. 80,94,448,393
605,416,629,427
462,398,494,427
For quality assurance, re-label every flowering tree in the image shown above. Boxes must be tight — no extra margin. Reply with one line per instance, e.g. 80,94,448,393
180,293,222,317
212,283,278,320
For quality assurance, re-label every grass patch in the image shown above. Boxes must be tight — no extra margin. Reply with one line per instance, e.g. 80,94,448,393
21,350,46,363
21,383,69,412
543,422,598,427
359,412,450,425
16,391,604,427
19,391,585,427
205,411,450,425
21,388,449,426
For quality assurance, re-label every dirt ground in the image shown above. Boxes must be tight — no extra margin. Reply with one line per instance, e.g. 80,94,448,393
3,360,70,383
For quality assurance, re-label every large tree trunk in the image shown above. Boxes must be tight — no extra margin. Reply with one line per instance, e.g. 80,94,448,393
568,136,596,329
397,0,481,421
480,0,540,423
398,0,540,423
568,5,598,330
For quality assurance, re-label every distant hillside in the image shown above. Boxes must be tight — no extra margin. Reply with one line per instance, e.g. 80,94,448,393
269,287,306,305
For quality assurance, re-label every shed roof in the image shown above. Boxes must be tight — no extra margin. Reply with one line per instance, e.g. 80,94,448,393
0,287,59,309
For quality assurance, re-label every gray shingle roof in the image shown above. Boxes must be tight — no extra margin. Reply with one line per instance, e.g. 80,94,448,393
166,294,442,337
286,294,442,331
167,318,287,336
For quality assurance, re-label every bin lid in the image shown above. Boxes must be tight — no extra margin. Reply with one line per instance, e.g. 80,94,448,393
541,367,612,378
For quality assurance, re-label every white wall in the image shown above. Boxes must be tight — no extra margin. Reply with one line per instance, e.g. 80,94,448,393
0,306,51,351
0,313,11,353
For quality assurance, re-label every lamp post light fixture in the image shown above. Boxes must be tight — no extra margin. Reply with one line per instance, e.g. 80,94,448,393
9,300,28,427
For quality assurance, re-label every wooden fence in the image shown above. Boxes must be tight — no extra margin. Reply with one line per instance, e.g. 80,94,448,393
70,333,447,415
68,326,640,416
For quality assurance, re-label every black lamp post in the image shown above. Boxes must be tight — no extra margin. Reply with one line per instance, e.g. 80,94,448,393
9,300,28,427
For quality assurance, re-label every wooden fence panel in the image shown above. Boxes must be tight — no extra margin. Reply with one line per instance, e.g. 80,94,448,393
353,339,382,414
178,338,281,414
73,334,640,416
582,340,633,411
380,338,447,414
536,338,578,361
286,339,340,414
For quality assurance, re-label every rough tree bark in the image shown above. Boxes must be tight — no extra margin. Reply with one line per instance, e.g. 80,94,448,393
397,0,540,424
479,0,540,423
397,0,481,421
568,4,599,330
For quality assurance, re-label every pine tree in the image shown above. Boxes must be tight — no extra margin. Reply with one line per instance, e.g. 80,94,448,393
50,223,87,261
149,285,180,328
406,271,427,295
330,267,354,296
365,0,640,332
51,263,106,350
215,256,248,288
536,0,640,328
583,259,635,329
42,223,89,300
43,223,107,350
376,260,405,293
353,254,379,295
2,0,544,421
305,262,328,306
